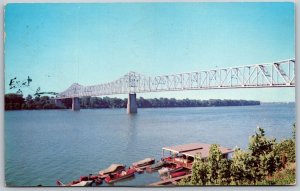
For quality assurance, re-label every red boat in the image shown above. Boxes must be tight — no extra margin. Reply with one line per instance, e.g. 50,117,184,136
80,175,99,181
56,174,102,186
94,178,103,185
80,175,103,185
56,179,93,187
104,168,136,184
170,171,186,178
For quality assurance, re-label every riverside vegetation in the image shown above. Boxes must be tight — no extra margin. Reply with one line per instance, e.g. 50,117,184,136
179,124,296,186
5,93,260,110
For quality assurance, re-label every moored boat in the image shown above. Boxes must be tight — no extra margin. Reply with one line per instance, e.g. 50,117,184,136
104,168,136,184
170,171,186,178
56,180,93,187
146,161,166,172
95,178,103,185
158,167,169,175
79,175,99,181
99,164,125,176
158,166,182,175
132,158,155,168
134,167,144,174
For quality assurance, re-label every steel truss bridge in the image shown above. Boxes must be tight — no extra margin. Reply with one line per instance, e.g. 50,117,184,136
57,58,295,99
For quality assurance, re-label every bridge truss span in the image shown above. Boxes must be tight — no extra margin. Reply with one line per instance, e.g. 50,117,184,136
57,58,295,99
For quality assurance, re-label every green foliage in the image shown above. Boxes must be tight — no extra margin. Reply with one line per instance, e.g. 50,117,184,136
5,93,60,110
79,97,260,109
182,146,233,186
138,98,260,108
177,177,192,186
260,152,280,177
269,168,295,185
274,139,295,165
190,154,209,185
231,149,254,185
248,127,274,157
218,158,231,185
5,93,25,110
207,144,222,184
5,94,261,110
257,163,296,185
182,125,294,186
248,127,279,182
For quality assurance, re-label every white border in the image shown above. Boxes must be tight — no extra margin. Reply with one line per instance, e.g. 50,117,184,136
0,0,298,191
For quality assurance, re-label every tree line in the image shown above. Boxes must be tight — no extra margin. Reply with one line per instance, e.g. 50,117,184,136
5,93,260,110
179,123,296,185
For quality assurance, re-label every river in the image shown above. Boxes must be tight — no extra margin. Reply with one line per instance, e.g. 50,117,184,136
4,103,295,186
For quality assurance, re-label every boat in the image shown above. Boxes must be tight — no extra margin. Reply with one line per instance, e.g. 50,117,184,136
134,167,144,174
170,171,186,178
56,180,93,187
158,166,185,175
104,168,136,184
95,178,103,185
99,164,125,176
132,158,155,168
146,161,166,172
80,175,99,181
158,167,169,175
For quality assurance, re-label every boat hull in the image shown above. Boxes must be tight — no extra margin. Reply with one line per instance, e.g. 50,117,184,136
104,169,136,184
105,173,135,184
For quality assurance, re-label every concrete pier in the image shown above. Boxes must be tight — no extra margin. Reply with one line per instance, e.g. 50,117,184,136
72,97,80,111
127,93,137,114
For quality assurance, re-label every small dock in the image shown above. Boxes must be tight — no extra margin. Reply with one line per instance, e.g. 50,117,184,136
149,174,191,186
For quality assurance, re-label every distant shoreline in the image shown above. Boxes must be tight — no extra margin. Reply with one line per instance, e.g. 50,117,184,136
5,93,261,111
5,104,263,111
261,102,295,104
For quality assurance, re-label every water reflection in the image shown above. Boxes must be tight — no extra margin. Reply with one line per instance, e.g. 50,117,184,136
124,114,138,152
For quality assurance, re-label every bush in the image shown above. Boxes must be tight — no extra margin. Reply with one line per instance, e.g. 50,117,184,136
248,127,280,182
190,154,209,185
257,163,296,185
274,123,296,165
275,139,295,165
182,125,293,186
208,144,222,184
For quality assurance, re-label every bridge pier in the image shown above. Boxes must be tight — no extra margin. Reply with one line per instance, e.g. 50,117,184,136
72,97,80,111
127,93,137,114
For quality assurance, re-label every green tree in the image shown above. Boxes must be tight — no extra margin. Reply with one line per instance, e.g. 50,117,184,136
207,144,222,184
5,93,25,110
274,124,296,166
248,127,279,182
231,149,252,185
260,152,280,176
218,158,232,185
190,154,209,185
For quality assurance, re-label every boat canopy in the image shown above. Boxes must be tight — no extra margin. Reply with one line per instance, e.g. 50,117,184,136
162,143,233,159
132,158,154,166
99,164,125,175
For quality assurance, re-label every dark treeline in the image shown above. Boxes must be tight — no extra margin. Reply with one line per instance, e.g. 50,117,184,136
5,94,59,110
5,93,260,110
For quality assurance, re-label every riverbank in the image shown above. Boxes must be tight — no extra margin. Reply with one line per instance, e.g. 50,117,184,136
5,93,260,110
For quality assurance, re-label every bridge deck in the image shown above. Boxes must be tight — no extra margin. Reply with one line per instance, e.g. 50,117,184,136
57,59,295,99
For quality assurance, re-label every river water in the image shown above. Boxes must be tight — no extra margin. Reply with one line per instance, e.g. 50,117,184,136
5,103,295,186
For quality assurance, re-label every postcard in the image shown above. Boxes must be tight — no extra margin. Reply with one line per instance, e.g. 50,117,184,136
4,2,295,187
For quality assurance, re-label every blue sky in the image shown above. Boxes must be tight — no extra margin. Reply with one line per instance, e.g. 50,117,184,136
4,2,295,102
